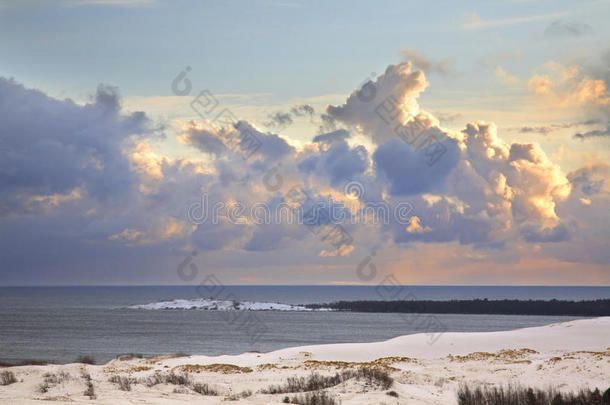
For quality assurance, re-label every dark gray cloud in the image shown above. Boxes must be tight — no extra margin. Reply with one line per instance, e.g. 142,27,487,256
264,104,315,131
544,20,594,37
318,113,337,133
0,78,159,216
298,130,368,187
373,135,460,196
568,164,608,195
264,111,293,129
312,129,351,145
290,104,315,117
506,120,600,135
573,126,610,140
521,223,571,243
183,120,295,164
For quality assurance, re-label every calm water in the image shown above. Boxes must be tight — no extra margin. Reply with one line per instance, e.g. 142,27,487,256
0,286,608,364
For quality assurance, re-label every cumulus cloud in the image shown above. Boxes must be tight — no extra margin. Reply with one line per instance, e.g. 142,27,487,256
3,57,606,284
527,63,610,108
527,61,610,141
182,120,295,164
299,129,369,187
326,62,429,144
373,135,460,196
0,78,159,217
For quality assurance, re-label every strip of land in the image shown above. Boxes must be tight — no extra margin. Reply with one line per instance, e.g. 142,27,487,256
306,298,610,316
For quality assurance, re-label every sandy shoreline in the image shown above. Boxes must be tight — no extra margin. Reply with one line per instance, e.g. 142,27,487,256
1,317,608,404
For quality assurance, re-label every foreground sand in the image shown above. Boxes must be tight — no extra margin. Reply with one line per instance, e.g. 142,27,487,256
1,317,609,404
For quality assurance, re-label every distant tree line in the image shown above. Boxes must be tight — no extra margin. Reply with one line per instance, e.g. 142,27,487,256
307,299,610,316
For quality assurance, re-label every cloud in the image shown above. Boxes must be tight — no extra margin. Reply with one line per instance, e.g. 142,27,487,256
400,47,455,76
568,164,609,196
299,130,369,187
290,104,315,117
544,20,594,37
264,111,293,129
373,135,460,196
462,10,569,30
526,61,610,141
506,120,600,135
311,129,351,145
432,111,462,124
521,223,570,243
69,0,157,7
573,126,610,139
527,63,610,108
326,62,428,144
478,50,523,69
0,78,159,217
495,66,519,84
3,57,607,284
319,244,354,257
406,216,431,233
182,120,295,164
263,104,315,130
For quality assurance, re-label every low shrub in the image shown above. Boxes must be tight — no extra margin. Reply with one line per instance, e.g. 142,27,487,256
43,371,70,385
457,384,610,405
108,375,136,391
139,372,219,395
192,382,219,396
357,367,393,390
0,371,17,386
116,353,143,361
82,372,95,399
261,367,393,394
287,391,338,405
75,356,95,365
19,360,48,366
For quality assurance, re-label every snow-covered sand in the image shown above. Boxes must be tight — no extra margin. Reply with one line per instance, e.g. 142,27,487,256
127,298,332,311
1,317,608,404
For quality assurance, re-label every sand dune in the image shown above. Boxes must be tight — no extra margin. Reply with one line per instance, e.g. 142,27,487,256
1,317,608,404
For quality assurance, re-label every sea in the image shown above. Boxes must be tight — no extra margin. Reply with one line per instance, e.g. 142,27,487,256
0,286,608,364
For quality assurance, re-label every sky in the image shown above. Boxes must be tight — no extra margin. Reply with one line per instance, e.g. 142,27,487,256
0,0,609,286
